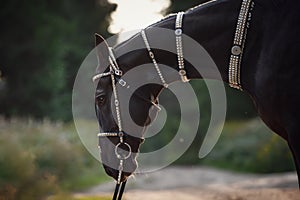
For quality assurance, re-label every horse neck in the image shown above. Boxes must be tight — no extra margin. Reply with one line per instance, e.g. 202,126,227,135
150,0,243,82
115,0,262,96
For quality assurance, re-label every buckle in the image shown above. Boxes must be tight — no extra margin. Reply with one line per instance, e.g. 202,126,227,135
118,79,126,87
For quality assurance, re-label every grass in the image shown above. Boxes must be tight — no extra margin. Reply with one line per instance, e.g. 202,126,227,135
0,118,109,200
48,194,112,200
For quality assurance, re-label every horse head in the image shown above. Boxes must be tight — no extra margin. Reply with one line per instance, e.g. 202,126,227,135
93,33,161,182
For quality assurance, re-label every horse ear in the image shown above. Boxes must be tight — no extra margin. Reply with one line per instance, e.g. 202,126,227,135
94,33,110,69
95,33,107,46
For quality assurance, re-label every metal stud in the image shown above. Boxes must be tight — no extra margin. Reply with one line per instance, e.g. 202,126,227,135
231,45,242,55
175,29,182,35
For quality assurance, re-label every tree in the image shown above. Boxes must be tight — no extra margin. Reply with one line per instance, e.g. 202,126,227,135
0,0,115,120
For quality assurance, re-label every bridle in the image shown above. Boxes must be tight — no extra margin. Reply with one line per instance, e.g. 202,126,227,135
92,0,254,199
92,11,187,200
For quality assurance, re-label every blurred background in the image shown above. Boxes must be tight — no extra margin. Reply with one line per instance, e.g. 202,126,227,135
0,0,295,199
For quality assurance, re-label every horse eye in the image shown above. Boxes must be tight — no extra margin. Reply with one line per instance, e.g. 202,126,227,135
96,95,106,105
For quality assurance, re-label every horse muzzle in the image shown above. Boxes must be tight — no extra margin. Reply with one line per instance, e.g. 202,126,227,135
103,157,137,182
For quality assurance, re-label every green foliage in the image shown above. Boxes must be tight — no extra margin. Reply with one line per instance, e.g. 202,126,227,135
0,119,107,200
0,0,115,121
202,119,295,173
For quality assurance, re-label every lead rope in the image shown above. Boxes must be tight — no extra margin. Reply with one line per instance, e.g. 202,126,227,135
112,181,127,200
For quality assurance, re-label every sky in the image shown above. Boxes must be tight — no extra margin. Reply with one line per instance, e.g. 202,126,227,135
107,0,171,34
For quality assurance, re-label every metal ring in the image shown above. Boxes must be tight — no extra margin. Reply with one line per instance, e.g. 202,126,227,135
115,142,132,160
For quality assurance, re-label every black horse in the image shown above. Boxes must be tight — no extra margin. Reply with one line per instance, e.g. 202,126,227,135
94,0,300,186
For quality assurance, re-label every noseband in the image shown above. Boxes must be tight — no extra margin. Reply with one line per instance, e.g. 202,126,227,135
92,0,254,199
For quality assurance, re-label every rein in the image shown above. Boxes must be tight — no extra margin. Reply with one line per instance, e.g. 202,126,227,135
92,0,254,199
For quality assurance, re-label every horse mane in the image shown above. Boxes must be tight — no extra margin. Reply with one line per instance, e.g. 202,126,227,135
149,0,215,28
147,13,177,28
113,0,215,52
113,13,177,50
186,0,217,13
114,0,293,53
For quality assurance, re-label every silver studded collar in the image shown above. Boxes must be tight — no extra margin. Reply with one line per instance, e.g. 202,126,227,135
229,0,255,90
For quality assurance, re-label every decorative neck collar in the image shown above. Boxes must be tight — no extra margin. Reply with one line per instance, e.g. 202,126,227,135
229,0,255,90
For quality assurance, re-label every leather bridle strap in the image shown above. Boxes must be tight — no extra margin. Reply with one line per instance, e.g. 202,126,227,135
140,12,189,86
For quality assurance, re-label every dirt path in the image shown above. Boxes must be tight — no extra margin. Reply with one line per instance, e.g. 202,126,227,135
76,166,299,200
